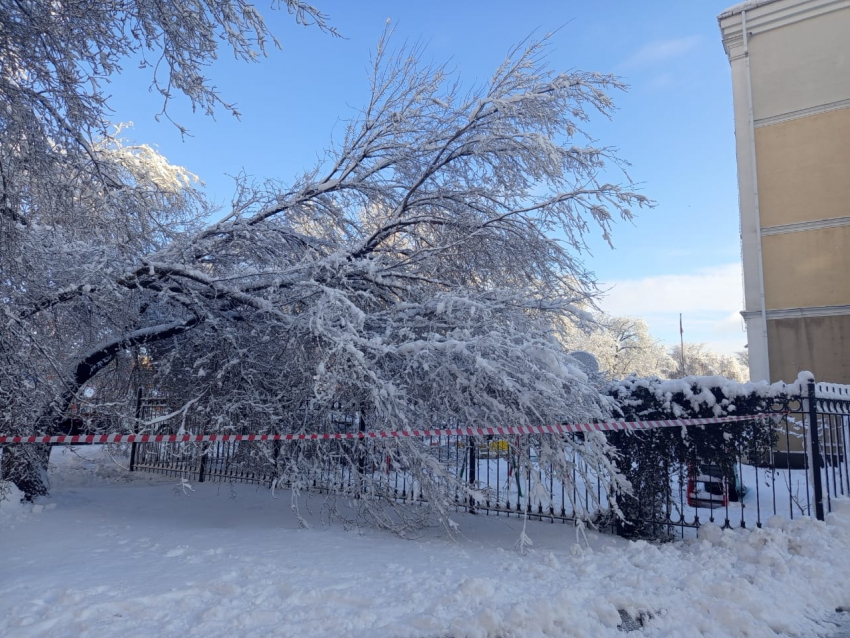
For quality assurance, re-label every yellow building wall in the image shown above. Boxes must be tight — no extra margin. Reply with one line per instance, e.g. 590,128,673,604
768,315,850,386
762,226,850,309
770,315,850,457
755,107,850,227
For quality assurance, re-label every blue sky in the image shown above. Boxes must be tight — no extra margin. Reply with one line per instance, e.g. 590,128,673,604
106,0,746,354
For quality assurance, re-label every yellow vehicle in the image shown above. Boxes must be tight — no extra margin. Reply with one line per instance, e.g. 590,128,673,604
477,439,510,458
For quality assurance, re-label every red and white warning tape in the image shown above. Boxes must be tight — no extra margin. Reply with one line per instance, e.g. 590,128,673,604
0,414,766,444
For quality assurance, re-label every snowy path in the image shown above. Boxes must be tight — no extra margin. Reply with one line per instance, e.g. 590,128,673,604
2,447,850,637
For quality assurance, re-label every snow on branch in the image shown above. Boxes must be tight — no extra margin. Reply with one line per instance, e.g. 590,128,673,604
3,27,650,529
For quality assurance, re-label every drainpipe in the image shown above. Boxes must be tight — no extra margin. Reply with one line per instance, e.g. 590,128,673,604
742,9,771,381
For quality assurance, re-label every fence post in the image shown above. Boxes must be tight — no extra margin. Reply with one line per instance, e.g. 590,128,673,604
197,447,207,483
468,436,476,514
807,379,825,521
128,387,142,472
270,439,281,489
357,409,366,496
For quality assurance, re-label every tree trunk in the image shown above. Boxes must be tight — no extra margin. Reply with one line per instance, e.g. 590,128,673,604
1,444,51,501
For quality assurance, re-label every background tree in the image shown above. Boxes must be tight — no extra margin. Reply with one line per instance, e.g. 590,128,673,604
560,313,675,379
665,343,749,381
736,348,749,373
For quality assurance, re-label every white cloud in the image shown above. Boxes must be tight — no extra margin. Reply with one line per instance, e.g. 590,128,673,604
647,72,675,90
598,263,742,316
620,35,702,70
712,311,745,334
701,338,747,356
596,264,747,355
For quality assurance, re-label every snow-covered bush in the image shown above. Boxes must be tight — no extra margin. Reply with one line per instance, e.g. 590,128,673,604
602,375,798,539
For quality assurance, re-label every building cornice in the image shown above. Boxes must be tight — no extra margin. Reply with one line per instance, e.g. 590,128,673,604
762,216,850,236
741,305,850,320
719,0,850,58
754,97,850,127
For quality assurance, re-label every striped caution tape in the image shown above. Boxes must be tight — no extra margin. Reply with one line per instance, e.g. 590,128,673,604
0,414,769,444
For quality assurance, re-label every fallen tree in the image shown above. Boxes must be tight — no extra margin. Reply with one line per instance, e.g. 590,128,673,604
2,16,649,532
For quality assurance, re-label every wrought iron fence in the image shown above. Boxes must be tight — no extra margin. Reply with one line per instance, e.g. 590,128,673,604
127,380,850,538
131,431,615,522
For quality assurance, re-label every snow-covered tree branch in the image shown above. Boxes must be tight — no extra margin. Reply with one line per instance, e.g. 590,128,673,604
2,23,649,533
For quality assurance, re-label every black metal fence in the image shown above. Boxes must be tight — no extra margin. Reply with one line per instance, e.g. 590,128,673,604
131,431,615,521
128,380,850,538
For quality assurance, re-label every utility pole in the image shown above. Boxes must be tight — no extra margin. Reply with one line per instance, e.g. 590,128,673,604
679,313,686,377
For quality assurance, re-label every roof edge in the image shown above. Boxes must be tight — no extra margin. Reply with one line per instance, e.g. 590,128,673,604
718,0,783,20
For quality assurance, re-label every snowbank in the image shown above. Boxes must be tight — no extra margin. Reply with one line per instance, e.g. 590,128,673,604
1,446,849,637
0,480,28,526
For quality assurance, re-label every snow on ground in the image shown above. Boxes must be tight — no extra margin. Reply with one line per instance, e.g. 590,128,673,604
2,446,850,638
